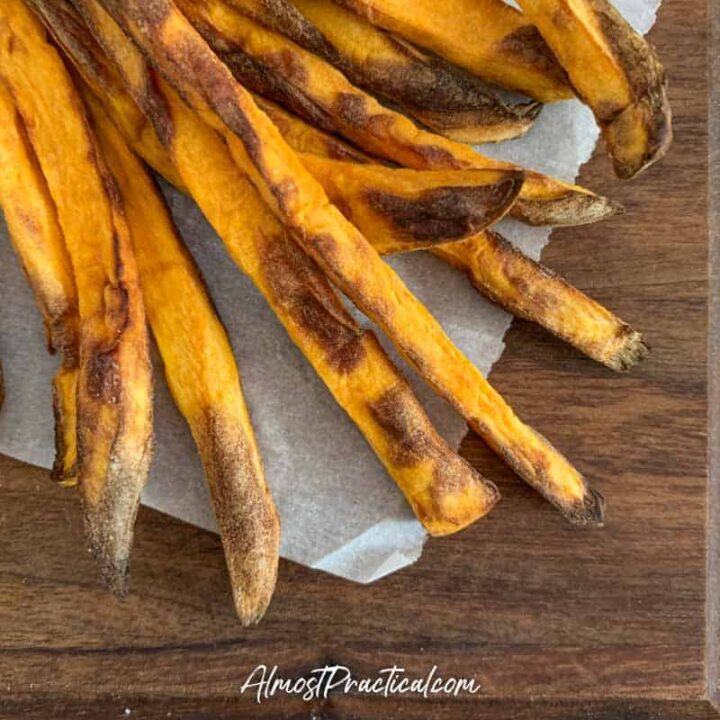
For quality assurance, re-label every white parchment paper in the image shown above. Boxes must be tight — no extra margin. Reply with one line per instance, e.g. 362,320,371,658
0,1,660,583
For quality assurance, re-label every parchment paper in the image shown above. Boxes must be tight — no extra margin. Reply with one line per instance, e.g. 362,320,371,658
0,0,660,583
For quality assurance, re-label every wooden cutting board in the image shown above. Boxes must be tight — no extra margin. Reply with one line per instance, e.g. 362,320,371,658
0,1,715,717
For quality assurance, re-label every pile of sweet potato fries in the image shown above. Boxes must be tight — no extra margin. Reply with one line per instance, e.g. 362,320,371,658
0,0,671,623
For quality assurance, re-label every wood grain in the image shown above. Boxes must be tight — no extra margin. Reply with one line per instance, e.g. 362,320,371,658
0,0,714,717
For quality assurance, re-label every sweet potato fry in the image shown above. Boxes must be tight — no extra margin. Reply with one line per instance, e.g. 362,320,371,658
87,93,280,624
299,156,524,252
0,79,80,485
516,0,672,179
0,0,153,594
67,0,501,535
231,0,543,143
332,0,574,103
97,0,604,524
263,106,648,371
172,0,621,228
434,233,648,371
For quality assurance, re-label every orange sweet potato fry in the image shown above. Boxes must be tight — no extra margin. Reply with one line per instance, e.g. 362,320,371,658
0,78,80,485
0,0,153,594
54,6,642,376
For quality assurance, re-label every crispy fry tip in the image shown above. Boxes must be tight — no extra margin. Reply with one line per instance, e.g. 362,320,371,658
84,512,131,599
607,329,649,373
514,192,624,227
563,486,605,528
233,589,273,627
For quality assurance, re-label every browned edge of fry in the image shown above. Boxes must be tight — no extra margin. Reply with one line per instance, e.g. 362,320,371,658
591,0,672,178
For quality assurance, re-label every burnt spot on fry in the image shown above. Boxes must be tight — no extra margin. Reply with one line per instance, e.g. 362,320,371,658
497,25,569,85
272,178,300,216
30,0,107,82
593,0,663,101
260,233,367,374
397,138,463,171
107,0,170,29
168,31,272,174
99,165,124,213
333,91,371,129
142,75,176,147
85,349,121,403
326,137,371,163
255,0,343,66
368,385,432,467
102,278,130,341
365,176,522,243
183,13,339,134
369,384,499,528
224,46,337,132
264,49,309,87
305,229,394,321
564,486,605,527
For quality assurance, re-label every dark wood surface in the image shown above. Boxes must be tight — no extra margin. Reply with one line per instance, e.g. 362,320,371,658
0,1,714,717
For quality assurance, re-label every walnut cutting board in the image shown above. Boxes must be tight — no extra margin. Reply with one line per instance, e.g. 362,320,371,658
0,0,716,717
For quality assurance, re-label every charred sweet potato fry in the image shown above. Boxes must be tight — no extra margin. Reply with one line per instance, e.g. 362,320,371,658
264,105,647,371
299,156,524,252
517,0,672,179
0,79,80,485
87,93,280,624
434,233,648,371
332,0,573,103
68,0,501,535
97,0,604,524
232,0,543,143
172,0,621,228
0,0,153,594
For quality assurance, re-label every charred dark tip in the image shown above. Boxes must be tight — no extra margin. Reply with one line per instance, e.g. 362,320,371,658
563,486,606,528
